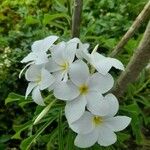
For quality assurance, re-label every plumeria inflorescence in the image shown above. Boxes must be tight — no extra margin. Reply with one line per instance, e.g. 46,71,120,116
20,35,131,148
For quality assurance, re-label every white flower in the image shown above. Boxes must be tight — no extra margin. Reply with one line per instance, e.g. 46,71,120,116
54,60,114,123
45,39,78,82
89,51,125,75
21,35,58,65
76,44,124,75
70,94,131,148
25,65,55,106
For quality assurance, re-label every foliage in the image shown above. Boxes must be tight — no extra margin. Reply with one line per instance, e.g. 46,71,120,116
0,0,149,149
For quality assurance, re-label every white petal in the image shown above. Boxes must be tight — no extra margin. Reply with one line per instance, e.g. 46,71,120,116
34,52,49,65
98,126,117,146
25,65,41,81
39,68,55,90
72,38,89,60
64,38,80,62
62,71,68,82
45,58,61,72
25,82,37,98
53,70,65,81
69,60,89,86
104,93,119,117
32,35,58,52
107,57,124,71
88,72,114,94
31,40,43,52
21,52,49,65
51,42,66,65
54,81,80,100
21,52,37,63
86,92,109,116
91,52,124,75
105,116,131,132
74,130,98,148
70,111,94,134
63,42,76,64
67,38,80,44
48,82,57,91
76,42,90,59
32,87,45,106
65,96,87,124
19,62,33,78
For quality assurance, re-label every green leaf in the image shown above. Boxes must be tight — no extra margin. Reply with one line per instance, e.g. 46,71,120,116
20,118,55,150
20,135,36,150
34,100,56,125
117,132,130,143
0,143,6,150
46,122,67,149
58,109,64,150
66,129,75,150
121,103,144,144
43,13,70,25
12,120,33,139
103,38,117,49
18,100,33,108
5,92,25,105
5,92,32,107
25,16,40,25
120,103,141,115
0,135,11,143
131,113,144,144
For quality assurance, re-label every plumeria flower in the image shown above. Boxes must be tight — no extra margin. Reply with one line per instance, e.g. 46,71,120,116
54,60,114,123
70,94,131,148
76,44,124,75
21,35,59,65
25,65,55,106
89,51,125,75
45,39,78,82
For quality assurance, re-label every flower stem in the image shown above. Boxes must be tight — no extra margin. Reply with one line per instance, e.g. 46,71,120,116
109,1,150,57
112,20,150,98
71,0,83,38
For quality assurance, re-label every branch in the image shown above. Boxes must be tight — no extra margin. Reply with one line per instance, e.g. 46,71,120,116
71,0,83,38
109,1,150,57
112,20,150,98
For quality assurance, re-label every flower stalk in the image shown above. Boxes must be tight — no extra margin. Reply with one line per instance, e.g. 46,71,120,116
112,20,150,98
71,0,83,38
110,1,150,57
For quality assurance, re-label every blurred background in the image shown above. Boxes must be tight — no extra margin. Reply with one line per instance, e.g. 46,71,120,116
0,0,150,149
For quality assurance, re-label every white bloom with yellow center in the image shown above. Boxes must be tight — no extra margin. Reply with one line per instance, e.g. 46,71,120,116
54,60,114,123
69,94,131,148
25,65,55,106
46,39,78,82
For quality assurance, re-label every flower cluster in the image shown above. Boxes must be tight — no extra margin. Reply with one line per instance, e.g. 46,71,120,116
21,35,131,148
0,47,12,69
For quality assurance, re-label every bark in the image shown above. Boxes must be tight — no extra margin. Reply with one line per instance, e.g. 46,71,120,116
71,0,83,38
112,21,150,98
109,1,150,57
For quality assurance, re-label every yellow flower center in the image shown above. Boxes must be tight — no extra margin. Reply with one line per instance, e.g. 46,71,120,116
93,116,103,126
36,76,41,84
60,61,69,71
79,84,89,95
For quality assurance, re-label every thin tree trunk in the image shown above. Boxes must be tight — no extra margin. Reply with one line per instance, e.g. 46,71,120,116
109,1,150,57
112,20,150,98
71,0,83,38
